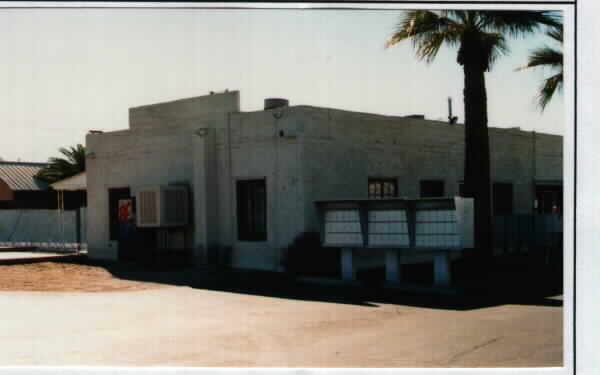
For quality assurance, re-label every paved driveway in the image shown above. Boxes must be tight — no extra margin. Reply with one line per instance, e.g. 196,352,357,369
0,283,562,367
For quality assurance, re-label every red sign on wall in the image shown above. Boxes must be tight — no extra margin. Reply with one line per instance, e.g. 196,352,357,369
118,199,133,223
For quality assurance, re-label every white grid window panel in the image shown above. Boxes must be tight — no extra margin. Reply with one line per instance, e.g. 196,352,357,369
369,234,410,246
324,209,362,245
416,210,456,222
415,234,459,247
325,209,360,222
325,233,363,245
367,209,409,247
368,222,409,234
325,221,362,234
415,222,458,234
368,209,407,222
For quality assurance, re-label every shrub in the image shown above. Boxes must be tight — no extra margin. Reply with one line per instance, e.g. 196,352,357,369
206,246,232,268
281,232,340,278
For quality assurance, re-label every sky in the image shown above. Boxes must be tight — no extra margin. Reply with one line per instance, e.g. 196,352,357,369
0,6,566,162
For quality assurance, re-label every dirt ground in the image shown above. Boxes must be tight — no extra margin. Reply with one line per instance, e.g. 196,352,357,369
0,260,163,292
0,259,563,367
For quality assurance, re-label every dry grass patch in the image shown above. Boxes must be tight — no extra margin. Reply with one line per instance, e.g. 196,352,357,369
0,260,164,292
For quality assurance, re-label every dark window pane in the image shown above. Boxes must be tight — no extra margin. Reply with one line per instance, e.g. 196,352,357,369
368,178,398,199
383,182,395,197
420,180,444,198
237,179,267,241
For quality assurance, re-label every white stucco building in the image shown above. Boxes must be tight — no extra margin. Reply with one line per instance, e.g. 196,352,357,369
85,90,562,274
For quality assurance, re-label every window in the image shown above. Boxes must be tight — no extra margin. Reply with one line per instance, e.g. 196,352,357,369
368,178,397,199
420,180,444,198
237,179,267,241
493,183,513,216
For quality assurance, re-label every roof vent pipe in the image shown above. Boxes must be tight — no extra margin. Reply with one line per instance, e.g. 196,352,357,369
448,97,458,124
264,98,289,110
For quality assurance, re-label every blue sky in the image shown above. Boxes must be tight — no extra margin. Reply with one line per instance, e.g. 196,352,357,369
0,8,565,162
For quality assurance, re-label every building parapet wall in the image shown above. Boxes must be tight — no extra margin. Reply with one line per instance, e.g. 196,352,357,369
129,90,240,130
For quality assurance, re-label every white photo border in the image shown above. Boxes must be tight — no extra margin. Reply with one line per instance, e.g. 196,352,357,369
0,1,585,375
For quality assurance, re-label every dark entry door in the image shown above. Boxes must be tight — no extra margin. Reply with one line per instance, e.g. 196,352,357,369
108,188,138,261
535,185,563,214
109,188,159,263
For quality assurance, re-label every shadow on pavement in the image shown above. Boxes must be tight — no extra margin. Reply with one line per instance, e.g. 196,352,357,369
55,256,563,311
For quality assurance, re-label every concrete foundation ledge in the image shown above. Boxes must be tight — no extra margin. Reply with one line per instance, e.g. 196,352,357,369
0,246,82,254
0,246,38,252
0,253,86,266
87,247,118,261
384,281,465,297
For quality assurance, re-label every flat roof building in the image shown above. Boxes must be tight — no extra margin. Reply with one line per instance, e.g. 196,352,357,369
85,91,562,275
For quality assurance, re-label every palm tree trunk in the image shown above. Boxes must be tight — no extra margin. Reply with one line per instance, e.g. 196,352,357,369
462,62,493,273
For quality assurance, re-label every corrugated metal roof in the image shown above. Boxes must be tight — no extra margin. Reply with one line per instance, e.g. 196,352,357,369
50,172,86,191
0,162,50,191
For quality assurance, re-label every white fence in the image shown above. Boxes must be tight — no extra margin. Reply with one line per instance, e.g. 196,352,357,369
0,208,86,252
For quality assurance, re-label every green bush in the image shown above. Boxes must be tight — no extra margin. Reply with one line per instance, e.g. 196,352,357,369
281,232,340,278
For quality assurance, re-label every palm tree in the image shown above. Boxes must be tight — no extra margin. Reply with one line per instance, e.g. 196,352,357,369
36,144,86,184
518,24,563,110
386,10,560,264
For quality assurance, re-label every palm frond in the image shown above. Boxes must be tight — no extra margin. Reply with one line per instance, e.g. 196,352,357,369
514,19,563,111
546,24,563,43
414,31,451,63
538,72,563,110
385,10,463,63
35,144,86,183
478,11,562,37
517,46,563,71
440,10,469,25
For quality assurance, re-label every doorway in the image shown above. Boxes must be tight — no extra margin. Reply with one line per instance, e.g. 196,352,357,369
108,187,156,262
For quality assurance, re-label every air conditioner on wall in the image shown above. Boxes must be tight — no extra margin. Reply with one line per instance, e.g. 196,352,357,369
136,185,189,227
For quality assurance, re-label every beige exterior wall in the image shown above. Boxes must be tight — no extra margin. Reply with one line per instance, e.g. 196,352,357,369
87,91,240,261
222,109,304,270
297,107,562,267
129,91,240,131
86,126,197,260
299,106,562,230
86,93,562,271
86,92,305,270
